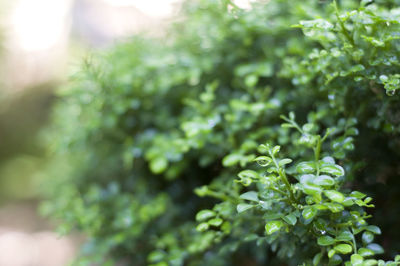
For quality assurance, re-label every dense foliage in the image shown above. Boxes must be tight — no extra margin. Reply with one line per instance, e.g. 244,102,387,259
44,0,400,265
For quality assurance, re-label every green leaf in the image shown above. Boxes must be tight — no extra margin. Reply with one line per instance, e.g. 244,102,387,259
245,74,258,87
196,222,209,232
363,259,378,266
296,161,316,174
328,249,336,258
302,183,322,196
237,170,259,186
362,231,374,244
238,170,259,180
313,253,322,266
271,145,280,155
278,158,293,167
326,203,344,213
265,220,284,235
237,203,254,213
329,254,342,265
342,197,354,207
317,235,335,246
351,254,364,265
336,231,353,241
195,210,216,222
324,190,345,203
302,206,317,220
239,191,259,202
365,225,381,235
358,248,374,257
208,218,223,227
314,175,335,186
366,243,384,254
320,164,344,177
282,213,297,226
150,157,168,174
350,191,367,199
222,153,242,167
334,244,352,254
253,156,272,167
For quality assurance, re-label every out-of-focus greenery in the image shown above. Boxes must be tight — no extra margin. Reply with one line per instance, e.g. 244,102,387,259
0,84,55,201
43,0,400,265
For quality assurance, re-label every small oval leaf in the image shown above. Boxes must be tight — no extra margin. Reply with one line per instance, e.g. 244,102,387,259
265,220,284,235
366,225,381,235
320,164,344,177
334,244,352,254
324,190,345,203
254,156,272,167
317,235,335,246
314,175,335,186
296,161,316,174
302,206,317,220
196,210,216,222
362,231,374,245
366,243,384,254
240,191,259,202
282,213,297,226
237,203,254,213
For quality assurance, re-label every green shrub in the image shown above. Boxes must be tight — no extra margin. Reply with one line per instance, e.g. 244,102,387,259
44,0,400,265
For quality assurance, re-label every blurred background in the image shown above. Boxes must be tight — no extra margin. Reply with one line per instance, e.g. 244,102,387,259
0,0,187,264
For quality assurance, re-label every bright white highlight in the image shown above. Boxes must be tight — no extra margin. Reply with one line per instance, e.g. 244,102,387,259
100,0,179,17
233,0,255,9
11,0,71,52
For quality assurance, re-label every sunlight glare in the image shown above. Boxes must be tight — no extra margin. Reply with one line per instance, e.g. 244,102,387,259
100,0,179,17
11,0,71,52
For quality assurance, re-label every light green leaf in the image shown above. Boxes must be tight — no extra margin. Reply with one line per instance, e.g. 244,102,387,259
271,145,280,155
265,220,284,235
351,254,364,265
296,161,316,174
326,203,344,213
278,158,293,167
302,182,322,196
302,206,317,220
238,170,259,180
239,191,259,202
237,203,254,213
324,190,345,203
208,218,223,227
150,157,168,174
313,253,322,266
254,156,272,167
320,164,344,177
222,153,242,167
350,191,367,199
334,244,352,254
195,210,216,222
282,213,297,226
358,248,374,257
314,175,335,186
196,222,209,232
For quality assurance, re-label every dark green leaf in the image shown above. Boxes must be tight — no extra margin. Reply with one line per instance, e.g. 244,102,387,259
317,235,335,246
